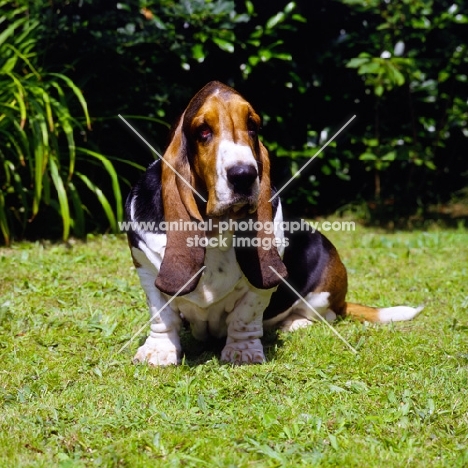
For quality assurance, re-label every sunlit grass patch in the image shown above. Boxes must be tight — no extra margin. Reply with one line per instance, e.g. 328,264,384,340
1,225,467,467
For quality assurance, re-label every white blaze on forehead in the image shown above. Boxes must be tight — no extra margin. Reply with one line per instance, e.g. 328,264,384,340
215,139,258,202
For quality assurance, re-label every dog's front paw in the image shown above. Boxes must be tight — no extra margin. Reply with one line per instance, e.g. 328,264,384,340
280,317,312,332
133,339,180,366
221,339,265,364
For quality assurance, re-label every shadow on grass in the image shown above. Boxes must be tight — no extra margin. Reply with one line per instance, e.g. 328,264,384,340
177,326,286,366
338,199,468,231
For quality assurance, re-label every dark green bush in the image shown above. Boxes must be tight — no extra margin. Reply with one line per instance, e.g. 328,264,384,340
1,0,467,243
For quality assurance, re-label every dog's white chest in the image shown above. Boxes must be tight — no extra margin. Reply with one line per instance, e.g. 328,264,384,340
169,245,249,339
133,230,270,340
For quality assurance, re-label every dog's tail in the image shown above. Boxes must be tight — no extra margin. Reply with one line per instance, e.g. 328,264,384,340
345,303,424,323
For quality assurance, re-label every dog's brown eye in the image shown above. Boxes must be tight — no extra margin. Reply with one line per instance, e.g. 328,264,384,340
198,124,212,141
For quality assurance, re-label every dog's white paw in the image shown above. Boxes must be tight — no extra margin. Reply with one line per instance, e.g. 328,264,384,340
133,339,180,366
221,339,265,364
280,317,313,332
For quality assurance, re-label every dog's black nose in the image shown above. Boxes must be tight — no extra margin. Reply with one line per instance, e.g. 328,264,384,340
226,164,258,194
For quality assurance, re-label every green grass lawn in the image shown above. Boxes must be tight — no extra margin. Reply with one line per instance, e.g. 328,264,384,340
1,222,467,467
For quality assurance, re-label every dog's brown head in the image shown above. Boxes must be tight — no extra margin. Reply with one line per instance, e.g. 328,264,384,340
155,81,287,295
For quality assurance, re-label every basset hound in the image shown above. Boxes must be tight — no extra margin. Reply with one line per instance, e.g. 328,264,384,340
126,81,422,365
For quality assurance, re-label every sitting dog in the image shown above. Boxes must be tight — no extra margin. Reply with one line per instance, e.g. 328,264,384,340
125,81,422,365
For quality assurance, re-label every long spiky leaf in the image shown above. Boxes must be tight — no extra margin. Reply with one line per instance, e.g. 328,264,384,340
40,87,55,132
76,147,123,223
31,119,44,217
6,73,27,127
49,81,79,179
50,73,91,130
102,155,146,171
4,40,41,79
3,159,29,230
49,157,70,240
68,181,85,238
11,119,30,166
0,190,10,245
76,172,117,231
0,16,28,48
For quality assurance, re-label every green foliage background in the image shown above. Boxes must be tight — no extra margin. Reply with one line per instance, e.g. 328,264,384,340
1,0,467,243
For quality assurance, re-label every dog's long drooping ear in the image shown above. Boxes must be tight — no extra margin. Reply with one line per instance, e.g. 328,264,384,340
155,119,205,296
235,142,288,289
